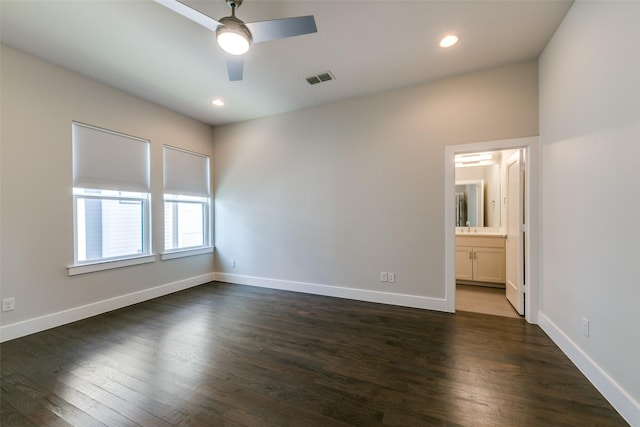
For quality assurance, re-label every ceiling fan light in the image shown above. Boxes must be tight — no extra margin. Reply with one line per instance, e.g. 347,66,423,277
217,31,250,55
216,16,252,55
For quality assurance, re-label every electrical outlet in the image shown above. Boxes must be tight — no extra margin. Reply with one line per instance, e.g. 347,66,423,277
231,259,236,268
380,272,388,282
582,317,589,337
2,297,15,312
388,272,396,283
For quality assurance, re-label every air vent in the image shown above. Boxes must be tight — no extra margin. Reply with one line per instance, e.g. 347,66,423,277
306,71,335,85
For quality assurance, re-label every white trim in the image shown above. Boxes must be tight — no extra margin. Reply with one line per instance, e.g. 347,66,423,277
539,313,640,426
68,254,156,276
0,273,215,343
215,273,452,312
445,136,540,323
161,246,213,260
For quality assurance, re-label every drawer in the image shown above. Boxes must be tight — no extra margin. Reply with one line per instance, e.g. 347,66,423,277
456,235,505,248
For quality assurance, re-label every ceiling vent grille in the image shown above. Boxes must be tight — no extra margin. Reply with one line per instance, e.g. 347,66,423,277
306,71,335,85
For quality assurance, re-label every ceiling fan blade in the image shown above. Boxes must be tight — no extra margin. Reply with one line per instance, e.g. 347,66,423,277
153,0,221,32
246,16,317,44
225,55,244,81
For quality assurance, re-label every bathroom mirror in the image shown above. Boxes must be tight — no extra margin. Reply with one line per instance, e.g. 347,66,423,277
455,163,501,227
455,180,484,227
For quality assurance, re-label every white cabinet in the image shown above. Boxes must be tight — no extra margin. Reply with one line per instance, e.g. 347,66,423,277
455,235,505,284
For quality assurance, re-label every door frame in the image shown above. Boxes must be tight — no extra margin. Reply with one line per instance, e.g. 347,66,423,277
444,136,540,324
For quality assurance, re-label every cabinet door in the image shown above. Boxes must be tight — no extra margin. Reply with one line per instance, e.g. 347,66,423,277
473,247,505,283
455,246,474,281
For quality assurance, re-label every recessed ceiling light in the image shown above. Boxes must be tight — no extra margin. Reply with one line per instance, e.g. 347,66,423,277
212,99,225,107
440,35,459,48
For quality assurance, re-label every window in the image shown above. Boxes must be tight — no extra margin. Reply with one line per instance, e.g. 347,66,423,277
162,146,211,258
70,122,152,275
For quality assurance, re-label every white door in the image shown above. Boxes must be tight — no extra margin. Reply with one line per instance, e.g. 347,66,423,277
505,151,525,315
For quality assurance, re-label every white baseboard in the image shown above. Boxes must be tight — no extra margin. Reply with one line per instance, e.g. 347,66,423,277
538,312,639,426
0,273,215,343
214,272,452,313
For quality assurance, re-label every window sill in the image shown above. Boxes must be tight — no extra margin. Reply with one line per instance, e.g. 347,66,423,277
161,246,214,261
68,254,156,276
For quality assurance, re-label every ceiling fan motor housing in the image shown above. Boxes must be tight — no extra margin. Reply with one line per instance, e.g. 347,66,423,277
217,16,252,40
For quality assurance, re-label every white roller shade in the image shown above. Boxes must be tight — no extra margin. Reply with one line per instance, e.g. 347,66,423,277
163,145,210,197
73,122,150,192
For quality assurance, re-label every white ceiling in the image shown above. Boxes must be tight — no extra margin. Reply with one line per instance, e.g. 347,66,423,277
0,0,573,126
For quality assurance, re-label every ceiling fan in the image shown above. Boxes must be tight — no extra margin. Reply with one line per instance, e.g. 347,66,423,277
154,0,317,81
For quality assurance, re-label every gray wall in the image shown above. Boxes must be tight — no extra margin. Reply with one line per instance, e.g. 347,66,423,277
213,61,538,301
0,45,215,333
539,0,640,415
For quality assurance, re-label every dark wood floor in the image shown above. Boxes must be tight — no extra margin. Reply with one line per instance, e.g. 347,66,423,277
1,282,627,426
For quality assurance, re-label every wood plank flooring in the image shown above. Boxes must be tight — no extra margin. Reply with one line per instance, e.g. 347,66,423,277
0,281,627,426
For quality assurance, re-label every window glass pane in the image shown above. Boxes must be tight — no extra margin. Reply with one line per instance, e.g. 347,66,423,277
164,201,204,250
178,202,204,248
76,197,144,262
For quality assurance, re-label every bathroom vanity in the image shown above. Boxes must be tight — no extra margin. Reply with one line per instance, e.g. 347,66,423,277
455,233,505,286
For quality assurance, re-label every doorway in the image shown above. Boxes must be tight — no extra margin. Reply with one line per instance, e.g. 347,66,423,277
453,148,522,318
444,137,539,324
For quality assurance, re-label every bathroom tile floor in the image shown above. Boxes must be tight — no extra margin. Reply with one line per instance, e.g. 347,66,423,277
456,283,522,318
